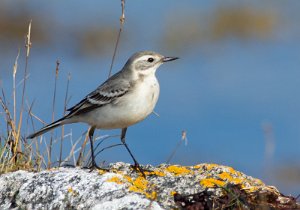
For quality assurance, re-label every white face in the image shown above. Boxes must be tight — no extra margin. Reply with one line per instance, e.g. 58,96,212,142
133,54,164,76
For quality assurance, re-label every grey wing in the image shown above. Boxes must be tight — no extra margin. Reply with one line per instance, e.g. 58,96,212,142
66,72,131,117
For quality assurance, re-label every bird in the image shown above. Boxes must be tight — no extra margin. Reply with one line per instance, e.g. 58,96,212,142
27,51,179,174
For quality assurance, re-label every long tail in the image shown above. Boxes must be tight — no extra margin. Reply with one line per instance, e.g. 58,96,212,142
27,117,66,139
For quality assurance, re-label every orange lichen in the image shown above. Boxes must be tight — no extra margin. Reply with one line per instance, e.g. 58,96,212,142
67,187,78,196
129,177,148,193
193,164,203,169
218,172,245,186
123,175,133,183
243,186,261,193
106,174,157,199
145,169,166,177
98,169,107,175
204,163,219,171
227,166,238,174
218,172,232,180
200,178,226,188
67,187,74,193
149,191,157,200
170,191,177,196
166,165,191,176
231,178,245,185
107,176,123,184
127,176,156,200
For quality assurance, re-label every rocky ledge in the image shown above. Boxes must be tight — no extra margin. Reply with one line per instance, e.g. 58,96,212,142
0,162,299,209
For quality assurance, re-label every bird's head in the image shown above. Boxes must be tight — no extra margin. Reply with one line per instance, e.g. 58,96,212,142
124,51,178,77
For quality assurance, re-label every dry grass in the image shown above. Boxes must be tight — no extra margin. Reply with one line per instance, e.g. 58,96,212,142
0,21,34,173
0,1,127,174
0,21,86,173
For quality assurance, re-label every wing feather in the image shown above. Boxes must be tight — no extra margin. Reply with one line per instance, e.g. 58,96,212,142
66,71,131,117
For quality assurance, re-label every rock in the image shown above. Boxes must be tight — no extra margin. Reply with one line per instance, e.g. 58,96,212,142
0,162,298,209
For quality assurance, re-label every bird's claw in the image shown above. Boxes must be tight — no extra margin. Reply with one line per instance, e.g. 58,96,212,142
84,161,108,172
130,163,146,177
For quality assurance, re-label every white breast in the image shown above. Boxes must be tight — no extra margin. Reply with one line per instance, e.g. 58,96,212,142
82,75,160,129
124,76,160,122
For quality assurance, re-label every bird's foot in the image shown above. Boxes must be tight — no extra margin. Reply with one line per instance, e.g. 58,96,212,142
130,163,147,178
84,161,108,172
60,164,76,168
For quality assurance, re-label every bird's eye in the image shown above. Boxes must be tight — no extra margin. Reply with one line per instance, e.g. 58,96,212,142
147,57,154,63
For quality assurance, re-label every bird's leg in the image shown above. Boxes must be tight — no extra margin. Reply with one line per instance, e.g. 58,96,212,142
121,128,138,166
88,126,102,170
121,128,145,177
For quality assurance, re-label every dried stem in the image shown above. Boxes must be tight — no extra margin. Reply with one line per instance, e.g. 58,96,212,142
14,20,32,160
76,130,90,166
166,131,188,164
48,60,60,169
108,0,125,78
59,73,71,166
13,49,20,123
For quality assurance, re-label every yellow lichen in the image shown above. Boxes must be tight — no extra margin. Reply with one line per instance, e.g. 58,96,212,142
129,177,148,193
243,186,261,193
218,172,232,180
253,178,264,185
193,164,203,169
145,169,166,177
218,172,245,186
227,167,238,175
148,191,157,200
107,176,123,184
123,175,133,183
98,169,107,175
106,173,157,200
166,165,191,176
127,176,156,200
230,178,245,185
205,163,219,171
170,191,177,196
67,187,74,193
200,178,226,188
67,187,78,196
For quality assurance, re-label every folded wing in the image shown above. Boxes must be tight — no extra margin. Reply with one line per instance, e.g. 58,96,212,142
66,72,131,117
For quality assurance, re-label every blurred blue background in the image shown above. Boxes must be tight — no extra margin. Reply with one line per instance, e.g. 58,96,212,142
1,0,300,195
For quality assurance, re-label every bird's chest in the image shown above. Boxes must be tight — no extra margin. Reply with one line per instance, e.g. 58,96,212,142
130,77,160,114
114,76,160,122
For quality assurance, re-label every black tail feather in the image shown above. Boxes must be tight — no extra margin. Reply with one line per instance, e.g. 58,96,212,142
27,117,65,139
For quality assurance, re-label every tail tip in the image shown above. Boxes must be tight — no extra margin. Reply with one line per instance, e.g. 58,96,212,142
27,133,35,139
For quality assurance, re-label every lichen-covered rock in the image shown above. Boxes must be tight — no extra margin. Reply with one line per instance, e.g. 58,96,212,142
0,163,298,209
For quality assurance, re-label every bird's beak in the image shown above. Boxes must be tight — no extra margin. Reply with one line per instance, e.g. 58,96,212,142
162,56,179,62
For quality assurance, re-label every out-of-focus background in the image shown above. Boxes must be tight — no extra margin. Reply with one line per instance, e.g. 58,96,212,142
1,0,300,195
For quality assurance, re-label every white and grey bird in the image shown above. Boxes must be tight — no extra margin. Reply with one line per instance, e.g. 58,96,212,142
27,51,178,172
